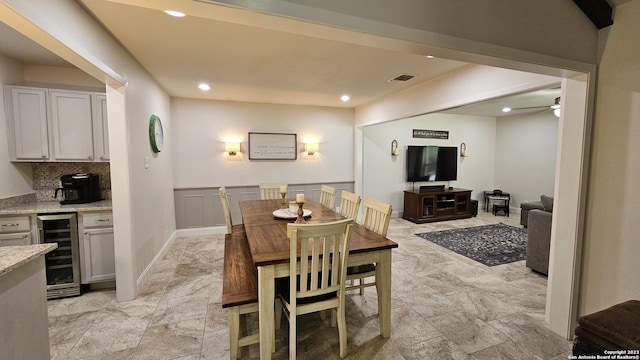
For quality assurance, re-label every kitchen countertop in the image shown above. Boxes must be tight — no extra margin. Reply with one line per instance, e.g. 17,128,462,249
0,243,58,276
0,200,112,215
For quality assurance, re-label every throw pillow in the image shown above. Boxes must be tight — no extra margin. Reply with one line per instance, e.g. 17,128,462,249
541,195,554,212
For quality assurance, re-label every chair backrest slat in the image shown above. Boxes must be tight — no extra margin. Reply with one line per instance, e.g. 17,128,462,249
319,184,336,209
362,198,392,237
339,190,361,221
219,186,233,234
259,182,287,200
288,219,353,302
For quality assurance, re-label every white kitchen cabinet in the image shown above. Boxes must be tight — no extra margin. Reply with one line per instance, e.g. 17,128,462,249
0,215,34,247
50,90,94,161
3,85,108,162
79,212,115,284
5,86,50,161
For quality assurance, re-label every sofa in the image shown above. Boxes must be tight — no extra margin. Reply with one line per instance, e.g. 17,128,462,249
520,200,544,227
525,195,553,275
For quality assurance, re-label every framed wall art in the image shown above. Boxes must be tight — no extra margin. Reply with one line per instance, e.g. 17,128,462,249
248,132,297,160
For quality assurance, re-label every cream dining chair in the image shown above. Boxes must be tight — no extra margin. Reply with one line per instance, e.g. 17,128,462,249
274,219,353,359
259,182,287,200
219,186,244,235
319,184,336,209
345,198,392,295
338,190,361,221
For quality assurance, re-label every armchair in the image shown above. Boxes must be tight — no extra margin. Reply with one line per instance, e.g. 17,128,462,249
525,195,553,275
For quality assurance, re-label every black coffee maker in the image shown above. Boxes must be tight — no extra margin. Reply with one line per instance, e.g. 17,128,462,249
55,173,101,204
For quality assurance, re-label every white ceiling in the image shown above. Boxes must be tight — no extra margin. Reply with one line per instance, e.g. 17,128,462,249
0,0,568,116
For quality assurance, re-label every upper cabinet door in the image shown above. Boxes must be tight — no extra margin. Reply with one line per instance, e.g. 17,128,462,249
50,90,94,161
7,86,50,160
92,93,109,161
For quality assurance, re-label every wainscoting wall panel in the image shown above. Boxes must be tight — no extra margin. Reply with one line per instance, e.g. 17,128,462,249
174,182,354,229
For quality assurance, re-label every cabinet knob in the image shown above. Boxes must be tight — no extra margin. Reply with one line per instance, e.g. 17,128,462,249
99,156,106,161
88,155,93,160
41,155,47,159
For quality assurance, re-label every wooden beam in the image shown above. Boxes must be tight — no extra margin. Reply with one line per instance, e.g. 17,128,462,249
573,0,614,29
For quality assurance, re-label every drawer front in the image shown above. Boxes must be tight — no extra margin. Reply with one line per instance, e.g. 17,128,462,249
0,216,31,233
82,212,113,228
0,232,32,246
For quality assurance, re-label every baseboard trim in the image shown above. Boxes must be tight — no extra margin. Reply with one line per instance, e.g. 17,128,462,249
175,226,226,237
136,230,177,292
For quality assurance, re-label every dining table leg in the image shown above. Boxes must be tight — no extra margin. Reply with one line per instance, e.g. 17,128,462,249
376,249,392,338
258,265,274,360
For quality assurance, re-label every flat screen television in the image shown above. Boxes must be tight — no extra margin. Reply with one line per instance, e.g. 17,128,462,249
406,145,458,182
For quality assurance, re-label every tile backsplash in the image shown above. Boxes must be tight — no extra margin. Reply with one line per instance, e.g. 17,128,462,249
33,162,111,201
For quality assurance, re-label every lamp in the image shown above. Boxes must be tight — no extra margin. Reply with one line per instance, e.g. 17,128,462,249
225,142,240,155
460,142,468,157
551,97,561,118
305,143,319,155
391,140,399,156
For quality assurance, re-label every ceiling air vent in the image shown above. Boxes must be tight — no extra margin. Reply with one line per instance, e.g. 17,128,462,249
388,74,416,82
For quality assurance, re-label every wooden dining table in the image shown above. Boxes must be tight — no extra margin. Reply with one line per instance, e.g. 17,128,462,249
239,199,399,359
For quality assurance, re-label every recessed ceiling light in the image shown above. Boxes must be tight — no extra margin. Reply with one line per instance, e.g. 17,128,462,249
502,107,512,113
340,95,350,102
164,10,186,17
198,83,210,91
425,55,435,59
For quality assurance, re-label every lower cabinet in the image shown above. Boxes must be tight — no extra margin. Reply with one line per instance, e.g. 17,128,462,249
0,232,32,246
403,188,473,223
0,215,34,247
79,211,115,284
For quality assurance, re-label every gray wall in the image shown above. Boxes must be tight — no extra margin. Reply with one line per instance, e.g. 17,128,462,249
494,111,559,207
175,181,354,229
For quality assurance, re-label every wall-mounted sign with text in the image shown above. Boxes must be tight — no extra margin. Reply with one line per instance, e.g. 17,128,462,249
412,129,449,139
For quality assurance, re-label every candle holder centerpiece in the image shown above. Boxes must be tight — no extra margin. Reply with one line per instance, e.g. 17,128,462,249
295,201,306,224
295,193,306,223
279,185,288,209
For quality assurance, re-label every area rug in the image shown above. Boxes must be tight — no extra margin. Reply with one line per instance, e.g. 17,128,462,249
415,223,527,266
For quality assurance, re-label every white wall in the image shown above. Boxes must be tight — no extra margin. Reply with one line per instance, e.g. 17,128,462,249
171,98,354,188
495,112,558,207
362,113,496,216
22,64,104,89
0,53,32,198
580,0,640,315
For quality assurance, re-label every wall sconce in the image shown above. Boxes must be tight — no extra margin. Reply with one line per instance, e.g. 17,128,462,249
391,140,399,156
305,143,319,155
460,142,468,157
225,142,240,155
551,97,561,118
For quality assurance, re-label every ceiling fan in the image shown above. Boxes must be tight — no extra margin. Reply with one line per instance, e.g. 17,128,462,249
502,97,561,118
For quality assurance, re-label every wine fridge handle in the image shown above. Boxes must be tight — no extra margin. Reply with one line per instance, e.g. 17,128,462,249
38,227,44,243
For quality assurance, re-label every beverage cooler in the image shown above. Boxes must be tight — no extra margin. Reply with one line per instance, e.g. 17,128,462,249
37,213,81,299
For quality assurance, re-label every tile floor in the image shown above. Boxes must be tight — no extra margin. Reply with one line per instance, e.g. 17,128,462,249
47,211,573,359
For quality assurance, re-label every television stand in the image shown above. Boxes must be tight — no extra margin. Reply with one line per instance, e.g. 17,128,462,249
403,188,473,223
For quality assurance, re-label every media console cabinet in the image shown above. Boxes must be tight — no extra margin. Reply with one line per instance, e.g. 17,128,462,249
403,188,473,223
